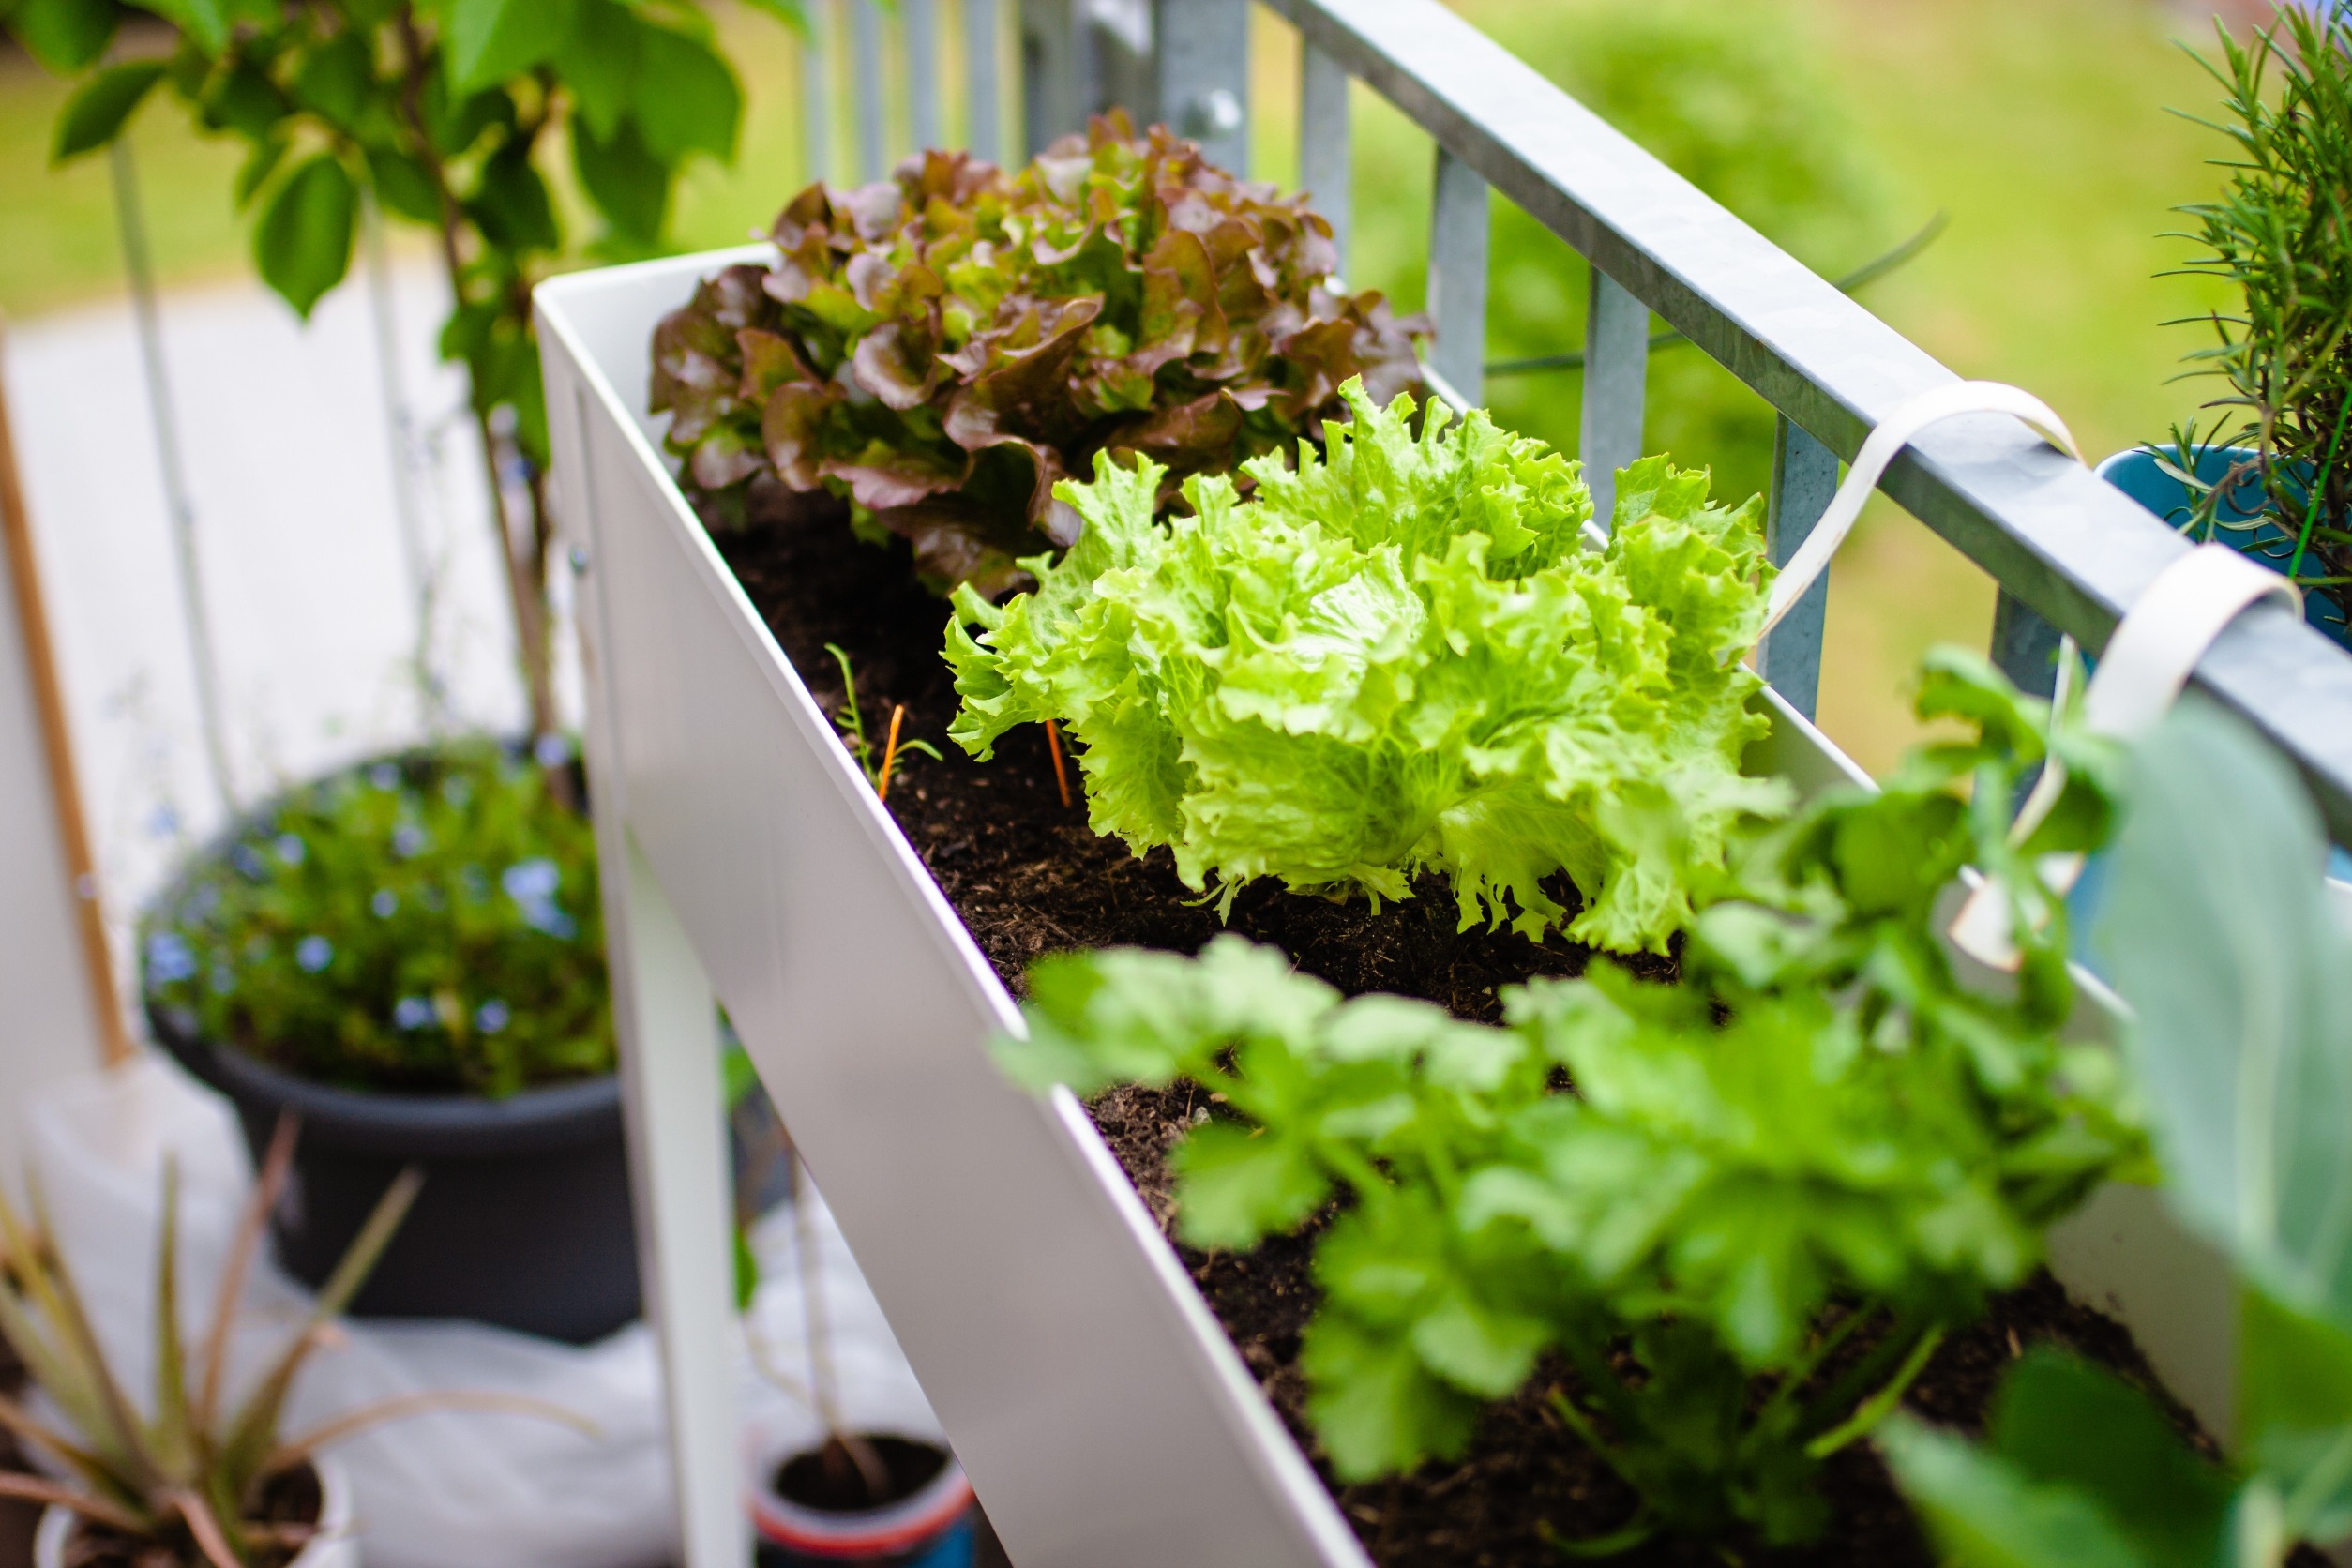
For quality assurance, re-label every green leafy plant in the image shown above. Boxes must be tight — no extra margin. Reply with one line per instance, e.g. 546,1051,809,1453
651,115,1425,594
143,740,608,1098
1886,699,2352,1568
995,647,2146,1549
947,378,1784,955
822,642,941,797
10,0,792,746
0,1118,581,1566
2163,7,2352,626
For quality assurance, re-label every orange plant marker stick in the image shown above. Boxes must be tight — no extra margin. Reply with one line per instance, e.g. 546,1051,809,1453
878,704,906,801
1045,719,1073,808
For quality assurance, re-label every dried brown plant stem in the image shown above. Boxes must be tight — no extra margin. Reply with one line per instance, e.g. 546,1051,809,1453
788,1155,891,1502
877,705,907,802
1045,719,1073,808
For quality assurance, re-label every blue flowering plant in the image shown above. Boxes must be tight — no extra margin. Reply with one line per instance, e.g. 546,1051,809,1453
143,740,610,1098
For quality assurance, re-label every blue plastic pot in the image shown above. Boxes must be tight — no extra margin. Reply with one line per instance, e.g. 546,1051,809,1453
2095,445,2351,650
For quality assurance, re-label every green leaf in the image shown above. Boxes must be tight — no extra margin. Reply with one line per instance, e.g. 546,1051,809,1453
233,134,287,208
1300,1310,1481,1482
2239,1285,2352,1545
445,0,576,93
253,154,357,319
1168,1120,1329,1251
469,140,558,253
140,0,240,54
571,113,668,246
631,23,740,163
364,145,441,224
2095,700,2352,1326
1983,1350,2233,1568
52,58,165,162
292,29,375,131
9,0,116,72
551,0,639,140
200,57,290,141
734,0,809,38
1409,1290,1547,1399
1879,1415,2153,1568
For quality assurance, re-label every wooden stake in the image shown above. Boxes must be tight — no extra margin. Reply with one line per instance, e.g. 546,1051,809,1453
876,703,906,801
0,322,133,1066
1045,717,1072,808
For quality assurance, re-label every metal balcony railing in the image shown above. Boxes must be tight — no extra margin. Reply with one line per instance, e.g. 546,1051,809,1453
797,0,2352,832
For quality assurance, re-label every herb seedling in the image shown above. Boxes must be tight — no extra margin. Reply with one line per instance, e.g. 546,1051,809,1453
996,648,2145,1549
822,644,941,801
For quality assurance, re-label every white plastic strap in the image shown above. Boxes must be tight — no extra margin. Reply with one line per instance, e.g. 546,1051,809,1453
1949,543,2303,968
1760,381,2083,637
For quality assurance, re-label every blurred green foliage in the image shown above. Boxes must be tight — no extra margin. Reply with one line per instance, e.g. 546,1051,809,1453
143,740,611,1098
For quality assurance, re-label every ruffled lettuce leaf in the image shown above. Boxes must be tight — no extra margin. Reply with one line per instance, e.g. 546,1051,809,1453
946,379,1788,953
650,115,1425,594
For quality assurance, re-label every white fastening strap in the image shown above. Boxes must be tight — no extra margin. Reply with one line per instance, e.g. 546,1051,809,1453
1761,381,2084,637
1949,542,2304,969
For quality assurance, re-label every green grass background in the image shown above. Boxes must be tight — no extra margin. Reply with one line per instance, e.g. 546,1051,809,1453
0,0,2245,773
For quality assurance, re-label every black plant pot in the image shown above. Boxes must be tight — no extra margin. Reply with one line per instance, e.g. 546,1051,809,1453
151,1007,641,1344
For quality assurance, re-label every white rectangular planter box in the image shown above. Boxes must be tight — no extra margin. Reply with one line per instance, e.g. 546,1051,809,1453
536,247,2229,1568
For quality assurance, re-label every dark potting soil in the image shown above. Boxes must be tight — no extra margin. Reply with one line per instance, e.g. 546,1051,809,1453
0,1339,34,1568
776,1435,952,1514
712,501,2259,1565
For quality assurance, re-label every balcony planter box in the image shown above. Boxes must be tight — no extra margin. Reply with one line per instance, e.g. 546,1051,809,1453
536,247,2235,1567
143,751,640,1347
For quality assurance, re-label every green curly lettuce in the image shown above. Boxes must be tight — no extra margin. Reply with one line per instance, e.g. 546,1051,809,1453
650,115,1424,593
945,379,1787,953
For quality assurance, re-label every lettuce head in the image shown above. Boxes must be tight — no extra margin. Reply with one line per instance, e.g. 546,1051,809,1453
945,380,1788,953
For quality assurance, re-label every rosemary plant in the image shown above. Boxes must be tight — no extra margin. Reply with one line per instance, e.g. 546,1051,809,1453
2166,8,2352,621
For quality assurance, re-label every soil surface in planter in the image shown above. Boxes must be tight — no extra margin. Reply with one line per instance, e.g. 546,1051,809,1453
58,1466,321,1568
775,1435,951,1514
715,505,2260,1566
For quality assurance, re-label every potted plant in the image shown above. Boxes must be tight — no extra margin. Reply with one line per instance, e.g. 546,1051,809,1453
0,1115,580,1567
6,0,792,1342
1888,698,2352,1567
2102,7,2352,654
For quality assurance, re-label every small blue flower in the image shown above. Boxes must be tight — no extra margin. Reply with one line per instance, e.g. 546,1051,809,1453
182,882,221,922
232,843,268,880
145,932,197,985
370,762,402,791
475,999,510,1033
276,833,307,867
441,774,474,807
392,823,427,859
146,804,182,840
371,889,398,918
502,859,561,902
393,996,434,1031
533,733,574,769
209,961,234,995
295,935,333,973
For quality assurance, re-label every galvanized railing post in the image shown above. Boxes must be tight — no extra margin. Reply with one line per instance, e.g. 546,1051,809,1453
852,0,890,178
1299,44,1350,271
1579,268,1648,532
801,0,833,183
1990,588,2065,701
906,0,942,151
1760,415,1840,718
1426,146,1488,407
1019,0,1085,155
1156,0,1250,173
966,0,1004,159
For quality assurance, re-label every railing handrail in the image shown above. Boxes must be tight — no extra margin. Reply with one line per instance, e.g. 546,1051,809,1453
1263,0,2352,842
